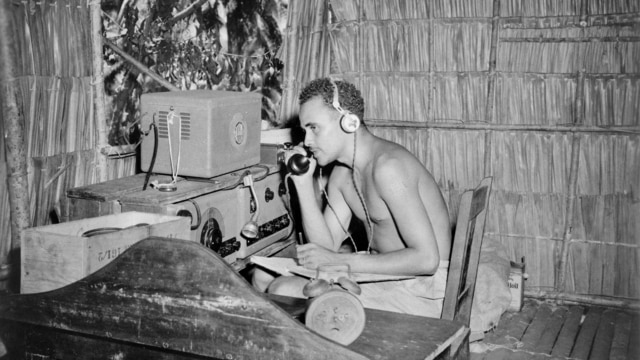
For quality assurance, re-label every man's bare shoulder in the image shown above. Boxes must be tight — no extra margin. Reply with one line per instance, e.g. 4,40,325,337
326,164,352,187
371,141,426,181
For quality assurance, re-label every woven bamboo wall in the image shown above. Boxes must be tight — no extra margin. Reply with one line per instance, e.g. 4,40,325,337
280,0,640,305
0,0,135,270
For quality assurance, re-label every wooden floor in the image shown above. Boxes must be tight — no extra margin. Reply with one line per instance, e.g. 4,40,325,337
470,299,640,360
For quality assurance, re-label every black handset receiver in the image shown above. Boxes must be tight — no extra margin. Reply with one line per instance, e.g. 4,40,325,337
287,153,311,175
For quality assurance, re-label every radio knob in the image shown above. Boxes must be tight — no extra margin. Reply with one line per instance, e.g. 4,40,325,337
265,188,274,202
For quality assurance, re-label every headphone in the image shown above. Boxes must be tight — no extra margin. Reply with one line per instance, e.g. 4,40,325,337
330,78,360,133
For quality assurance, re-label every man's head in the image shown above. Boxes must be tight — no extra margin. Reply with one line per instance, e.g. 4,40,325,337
299,78,365,125
297,78,365,166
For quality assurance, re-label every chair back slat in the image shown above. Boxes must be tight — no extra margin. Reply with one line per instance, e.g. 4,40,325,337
441,177,493,326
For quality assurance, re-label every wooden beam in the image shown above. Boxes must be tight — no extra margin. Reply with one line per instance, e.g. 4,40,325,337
90,0,109,182
0,0,31,291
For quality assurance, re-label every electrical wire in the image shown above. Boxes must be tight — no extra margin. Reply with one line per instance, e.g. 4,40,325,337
142,121,158,191
215,164,270,191
253,163,270,182
218,169,252,191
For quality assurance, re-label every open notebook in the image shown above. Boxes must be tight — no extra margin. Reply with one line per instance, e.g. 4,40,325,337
250,256,414,283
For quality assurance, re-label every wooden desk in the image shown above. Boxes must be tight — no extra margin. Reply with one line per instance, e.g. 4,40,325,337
0,238,467,360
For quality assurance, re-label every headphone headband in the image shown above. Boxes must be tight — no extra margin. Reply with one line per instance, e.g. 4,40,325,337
330,78,345,114
329,78,360,133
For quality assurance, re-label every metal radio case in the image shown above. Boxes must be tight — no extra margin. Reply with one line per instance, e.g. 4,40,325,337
140,90,262,178
120,171,292,264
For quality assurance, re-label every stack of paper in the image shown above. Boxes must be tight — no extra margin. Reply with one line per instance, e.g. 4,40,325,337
250,256,414,283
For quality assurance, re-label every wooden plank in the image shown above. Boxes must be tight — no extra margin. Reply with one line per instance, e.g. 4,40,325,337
520,302,553,352
484,300,539,346
66,173,152,201
1,321,202,360
570,306,605,359
551,305,585,357
535,306,568,354
68,197,122,221
442,191,473,321
609,310,632,360
588,308,617,360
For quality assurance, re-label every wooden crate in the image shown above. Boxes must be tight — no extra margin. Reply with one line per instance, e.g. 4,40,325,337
65,174,152,221
21,211,191,294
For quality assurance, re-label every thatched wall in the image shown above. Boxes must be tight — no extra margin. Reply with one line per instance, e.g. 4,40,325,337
0,0,135,275
280,0,639,306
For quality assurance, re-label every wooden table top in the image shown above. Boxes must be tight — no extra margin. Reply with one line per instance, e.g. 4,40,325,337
0,237,467,360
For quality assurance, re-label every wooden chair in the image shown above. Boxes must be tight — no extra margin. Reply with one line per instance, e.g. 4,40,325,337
441,176,493,358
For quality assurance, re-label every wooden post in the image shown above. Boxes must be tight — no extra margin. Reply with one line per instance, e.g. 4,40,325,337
0,0,31,291
308,0,326,81
280,0,299,122
484,0,501,177
357,0,364,91
90,0,109,183
427,1,434,123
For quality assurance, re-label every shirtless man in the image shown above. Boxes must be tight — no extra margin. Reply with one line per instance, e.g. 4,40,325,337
266,78,452,317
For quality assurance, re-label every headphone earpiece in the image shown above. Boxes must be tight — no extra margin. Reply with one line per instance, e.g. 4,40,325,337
330,78,360,133
340,113,360,133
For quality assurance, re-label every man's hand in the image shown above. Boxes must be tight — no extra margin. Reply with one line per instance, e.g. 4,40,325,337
296,243,339,269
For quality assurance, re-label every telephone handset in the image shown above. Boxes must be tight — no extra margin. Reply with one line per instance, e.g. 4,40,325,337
287,153,311,175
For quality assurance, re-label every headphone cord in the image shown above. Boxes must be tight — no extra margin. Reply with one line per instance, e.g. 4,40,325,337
350,131,374,254
318,168,358,252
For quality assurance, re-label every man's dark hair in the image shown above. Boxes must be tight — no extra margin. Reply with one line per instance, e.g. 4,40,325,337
299,78,365,124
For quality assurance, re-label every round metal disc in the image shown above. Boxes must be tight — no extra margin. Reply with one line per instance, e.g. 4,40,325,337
305,289,366,345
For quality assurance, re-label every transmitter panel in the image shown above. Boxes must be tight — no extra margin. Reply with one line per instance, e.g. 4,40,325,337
119,168,293,264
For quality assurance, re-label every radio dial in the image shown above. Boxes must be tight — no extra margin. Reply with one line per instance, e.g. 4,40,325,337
201,217,222,251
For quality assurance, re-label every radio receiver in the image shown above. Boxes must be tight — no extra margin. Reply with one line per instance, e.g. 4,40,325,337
140,90,262,179
119,169,292,264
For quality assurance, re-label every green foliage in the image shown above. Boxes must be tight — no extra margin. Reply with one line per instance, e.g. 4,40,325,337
102,0,286,146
